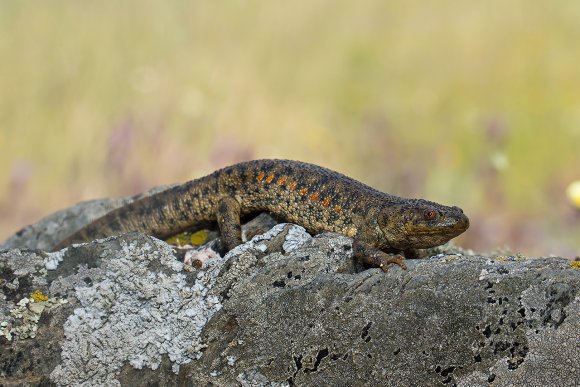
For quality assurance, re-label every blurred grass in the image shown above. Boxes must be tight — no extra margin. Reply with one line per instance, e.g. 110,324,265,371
1,1,579,256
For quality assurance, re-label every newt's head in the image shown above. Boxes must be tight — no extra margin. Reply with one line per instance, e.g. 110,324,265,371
377,200,469,250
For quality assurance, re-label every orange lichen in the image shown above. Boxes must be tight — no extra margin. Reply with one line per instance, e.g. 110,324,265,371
309,192,320,202
265,174,275,184
31,290,48,302
334,205,342,213
322,196,332,206
299,187,308,195
277,176,287,185
288,181,298,191
256,172,265,182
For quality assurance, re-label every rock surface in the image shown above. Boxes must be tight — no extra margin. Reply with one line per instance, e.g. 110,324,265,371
1,199,579,386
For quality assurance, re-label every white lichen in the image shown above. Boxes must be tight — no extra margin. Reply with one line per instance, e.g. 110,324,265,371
225,223,310,259
282,225,312,253
236,368,290,387
479,269,489,281
184,247,220,270
1,295,67,341
50,238,227,386
45,250,66,270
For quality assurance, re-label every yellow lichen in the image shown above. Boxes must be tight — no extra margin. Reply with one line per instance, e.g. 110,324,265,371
570,261,580,269
493,255,526,262
190,230,208,246
166,230,209,247
31,290,48,302
165,232,193,246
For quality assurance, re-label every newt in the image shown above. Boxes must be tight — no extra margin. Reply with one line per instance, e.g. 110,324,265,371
52,159,469,271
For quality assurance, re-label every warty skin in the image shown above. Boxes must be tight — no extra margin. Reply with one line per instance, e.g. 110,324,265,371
52,159,470,271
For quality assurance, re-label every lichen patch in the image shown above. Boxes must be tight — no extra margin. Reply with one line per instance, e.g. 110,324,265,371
50,238,227,386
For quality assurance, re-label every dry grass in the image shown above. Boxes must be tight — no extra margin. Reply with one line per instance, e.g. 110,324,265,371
1,1,579,256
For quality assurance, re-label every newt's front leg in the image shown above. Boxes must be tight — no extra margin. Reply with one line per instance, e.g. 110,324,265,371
352,239,408,272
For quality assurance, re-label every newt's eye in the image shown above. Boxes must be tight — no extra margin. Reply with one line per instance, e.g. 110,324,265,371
424,210,437,220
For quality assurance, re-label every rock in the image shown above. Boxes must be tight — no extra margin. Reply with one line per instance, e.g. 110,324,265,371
1,202,579,386
1,185,171,251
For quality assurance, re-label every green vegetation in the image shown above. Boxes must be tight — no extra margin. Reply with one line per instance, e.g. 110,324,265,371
1,1,579,256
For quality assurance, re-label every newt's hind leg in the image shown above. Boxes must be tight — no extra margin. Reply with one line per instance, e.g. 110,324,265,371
216,196,243,252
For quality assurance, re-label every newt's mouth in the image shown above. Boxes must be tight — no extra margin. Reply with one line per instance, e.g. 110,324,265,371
408,215,470,238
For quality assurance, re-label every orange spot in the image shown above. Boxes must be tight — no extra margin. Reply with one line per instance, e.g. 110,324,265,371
257,172,265,182
277,176,287,186
299,187,308,195
334,205,342,213
266,174,275,184
322,197,332,207
288,181,298,191
309,192,320,202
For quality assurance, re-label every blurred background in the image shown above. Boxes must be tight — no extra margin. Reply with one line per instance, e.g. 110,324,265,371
1,1,579,257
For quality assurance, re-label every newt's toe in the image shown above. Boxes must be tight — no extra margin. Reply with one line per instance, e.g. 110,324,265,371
380,255,407,272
